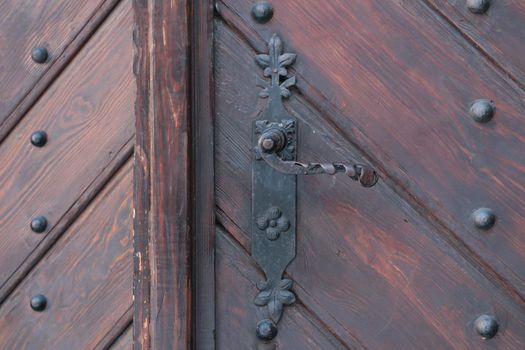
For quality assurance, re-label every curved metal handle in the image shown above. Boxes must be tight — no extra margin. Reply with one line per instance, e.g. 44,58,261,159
257,128,378,187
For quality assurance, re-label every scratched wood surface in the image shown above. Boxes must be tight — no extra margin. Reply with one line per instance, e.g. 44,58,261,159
0,0,134,348
213,8,525,349
0,0,121,139
0,0,133,302
216,0,525,307
109,325,132,350
133,0,193,348
427,0,525,86
0,162,132,350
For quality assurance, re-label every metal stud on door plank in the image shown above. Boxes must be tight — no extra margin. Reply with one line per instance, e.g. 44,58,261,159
467,0,490,14
251,34,377,340
251,2,273,23
31,47,48,64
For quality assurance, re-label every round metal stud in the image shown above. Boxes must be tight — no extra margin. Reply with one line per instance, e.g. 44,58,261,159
30,294,47,312
31,47,48,64
30,130,47,147
469,99,495,123
251,2,273,23
467,0,490,14
474,314,499,339
472,208,496,230
256,319,278,340
30,216,48,233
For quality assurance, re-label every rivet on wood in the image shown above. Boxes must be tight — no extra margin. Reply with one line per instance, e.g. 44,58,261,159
30,294,47,312
30,216,48,233
256,319,278,340
469,99,495,123
251,2,273,23
30,131,48,147
474,314,499,339
31,47,48,64
472,208,496,230
467,0,490,14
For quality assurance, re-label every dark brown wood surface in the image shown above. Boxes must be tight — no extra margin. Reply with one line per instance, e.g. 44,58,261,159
110,325,133,350
192,0,217,348
216,0,525,305
133,0,193,348
0,0,133,304
427,0,525,87
0,0,122,142
0,161,132,349
0,0,135,348
212,4,525,348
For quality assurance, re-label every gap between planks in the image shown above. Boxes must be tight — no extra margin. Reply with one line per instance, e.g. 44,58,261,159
0,137,134,306
0,0,124,146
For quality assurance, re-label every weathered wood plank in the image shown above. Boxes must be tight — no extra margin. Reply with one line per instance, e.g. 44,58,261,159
0,0,134,302
0,161,133,350
0,0,121,142
193,2,216,349
109,324,133,350
216,0,525,305
213,21,525,348
426,0,525,88
133,0,193,348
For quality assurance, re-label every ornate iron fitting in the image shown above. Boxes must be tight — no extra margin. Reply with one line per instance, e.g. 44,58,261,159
251,34,377,340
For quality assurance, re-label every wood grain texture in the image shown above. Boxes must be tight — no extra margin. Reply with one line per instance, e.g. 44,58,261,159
109,324,133,350
425,0,525,88
133,0,193,348
0,0,134,304
216,226,350,350
192,1,216,349
213,21,525,349
0,161,133,350
217,0,525,304
0,0,120,139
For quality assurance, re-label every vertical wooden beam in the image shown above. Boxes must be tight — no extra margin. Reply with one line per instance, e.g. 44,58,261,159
133,0,193,348
192,0,216,349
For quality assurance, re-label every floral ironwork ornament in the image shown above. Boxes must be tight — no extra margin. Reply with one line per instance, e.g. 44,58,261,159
256,206,290,241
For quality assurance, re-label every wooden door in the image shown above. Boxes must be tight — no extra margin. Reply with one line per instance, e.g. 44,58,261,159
0,0,134,348
134,0,525,349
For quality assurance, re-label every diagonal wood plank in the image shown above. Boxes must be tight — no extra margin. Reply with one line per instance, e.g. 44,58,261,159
0,0,134,304
0,0,122,142
216,0,525,307
0,161,133,350
213,21,525,349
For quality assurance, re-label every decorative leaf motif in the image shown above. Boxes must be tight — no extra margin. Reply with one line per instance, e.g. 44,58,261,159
255,34,297,97
255,54,271,68
255,278,296,323
278,53,296,67
280,76,296,89
254,290,272,306
256,206,290,241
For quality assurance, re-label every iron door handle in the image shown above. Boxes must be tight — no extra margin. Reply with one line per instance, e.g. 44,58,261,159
256,127,378,187
251,34,378,341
